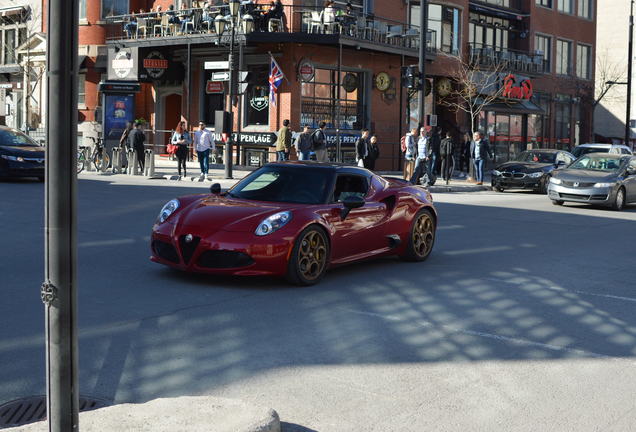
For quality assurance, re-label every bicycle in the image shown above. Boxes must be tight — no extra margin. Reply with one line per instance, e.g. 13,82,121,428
87,136,110,171
77,146,88,173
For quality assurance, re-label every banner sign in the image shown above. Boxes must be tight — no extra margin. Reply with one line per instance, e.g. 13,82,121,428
104,94,134,140
213,131,278,146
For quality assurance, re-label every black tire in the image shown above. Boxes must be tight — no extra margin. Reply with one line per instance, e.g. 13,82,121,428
37,176,44,182
551,200,564,206
286,225,330,286
493,185,504,192
93,152,110,171
612,187,626,211
401,208,436,262
537,176,549,194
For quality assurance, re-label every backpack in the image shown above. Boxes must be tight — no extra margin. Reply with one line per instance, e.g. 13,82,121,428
400,135,407,153
311,130,324,150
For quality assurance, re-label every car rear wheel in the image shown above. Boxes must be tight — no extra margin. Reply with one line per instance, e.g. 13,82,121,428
538,176,549,194
494,185,504,192
551,199,564,206
402,208,436,262
612,187,626,211
286,225,330,286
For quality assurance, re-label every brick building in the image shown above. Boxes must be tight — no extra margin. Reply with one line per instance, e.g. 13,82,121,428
75,0,596,169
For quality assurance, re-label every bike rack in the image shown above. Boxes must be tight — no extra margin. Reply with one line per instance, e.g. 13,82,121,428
111,147,122,174
126,149,139,176
144,149,158,178
85,146,95,172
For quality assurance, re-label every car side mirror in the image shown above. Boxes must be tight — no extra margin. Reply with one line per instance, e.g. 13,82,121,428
340,195,365,220
628,168,636,176
555,160,566,168
210,183,221,194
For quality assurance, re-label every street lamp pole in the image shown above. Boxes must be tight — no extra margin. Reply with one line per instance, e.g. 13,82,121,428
418,0,428,128
626,0,634,146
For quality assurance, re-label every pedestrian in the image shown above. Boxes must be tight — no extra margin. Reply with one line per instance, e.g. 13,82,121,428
312,121,328,162
403,127,417,180
119,121,132,170
276,119,292,161
470,131,492,185
128,120,146,173
459,131,471,175
355,128,370,167
365,134,380,170
410,127,430,185
440,131,455,185
194,121,212,178
429,127,441,176
295,125,313,161
171,120,192,178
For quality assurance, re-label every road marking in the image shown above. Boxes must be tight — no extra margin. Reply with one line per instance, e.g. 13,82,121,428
78,236,150,248
344,308,636,364
437,224,465,230
442,243,536,256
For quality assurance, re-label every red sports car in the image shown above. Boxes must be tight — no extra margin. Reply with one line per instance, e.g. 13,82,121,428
150,162,437,285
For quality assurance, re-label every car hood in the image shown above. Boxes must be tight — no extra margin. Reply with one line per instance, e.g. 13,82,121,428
496,161,551,172
175,195,289,235
0,145,45,157
554,169,618,183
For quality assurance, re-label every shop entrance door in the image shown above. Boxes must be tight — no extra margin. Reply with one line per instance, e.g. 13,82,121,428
163,93,182,150
509,114,524,160
494,114,510,164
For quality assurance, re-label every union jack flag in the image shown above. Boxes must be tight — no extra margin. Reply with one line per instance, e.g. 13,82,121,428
269,55,285,106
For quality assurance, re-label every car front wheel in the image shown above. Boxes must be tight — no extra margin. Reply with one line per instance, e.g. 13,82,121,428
551,199,564,206
612,187,626,211
286,225,330,286
402,208,436,262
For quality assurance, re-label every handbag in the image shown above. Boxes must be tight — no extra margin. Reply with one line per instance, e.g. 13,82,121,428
167,143,177,155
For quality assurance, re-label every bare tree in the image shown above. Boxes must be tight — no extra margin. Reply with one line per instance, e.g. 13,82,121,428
437,52,509,134
593,48,626,107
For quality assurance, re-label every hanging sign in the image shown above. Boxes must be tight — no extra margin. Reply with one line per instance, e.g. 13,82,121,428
298,59,315,82
501,74,533,100
206,81,224,94
250,95,269,111
143,51,168,79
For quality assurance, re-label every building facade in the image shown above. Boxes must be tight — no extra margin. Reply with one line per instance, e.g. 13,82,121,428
77,0,596,169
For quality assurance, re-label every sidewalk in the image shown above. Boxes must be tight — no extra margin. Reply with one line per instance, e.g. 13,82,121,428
7,396,281,432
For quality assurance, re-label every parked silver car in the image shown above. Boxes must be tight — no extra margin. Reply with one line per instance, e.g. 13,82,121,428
547,153,636,210
571,143,633,158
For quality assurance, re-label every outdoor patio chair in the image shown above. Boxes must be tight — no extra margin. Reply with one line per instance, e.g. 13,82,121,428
136,17,148,38
184,10,203,33
386,25,403,45
375,21,388,43
309,11,322,33
268,17,283,32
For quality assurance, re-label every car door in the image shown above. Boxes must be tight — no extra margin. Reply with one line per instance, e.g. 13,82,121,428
625,158,636,203
323,174,389,261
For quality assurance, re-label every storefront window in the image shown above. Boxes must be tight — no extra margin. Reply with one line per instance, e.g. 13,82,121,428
244,65,270,127
300,67,365,129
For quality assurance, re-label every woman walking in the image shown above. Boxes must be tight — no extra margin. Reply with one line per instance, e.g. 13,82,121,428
171,121,192,179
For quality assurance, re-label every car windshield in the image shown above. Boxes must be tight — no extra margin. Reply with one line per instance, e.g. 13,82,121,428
572,146,608,158
515,151,555,163
0,129,39,147
227,165,332,204
569,155,626,172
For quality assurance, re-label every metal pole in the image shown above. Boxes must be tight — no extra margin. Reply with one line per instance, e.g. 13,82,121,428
187,43,192,160
336,42,342,162
626,0,634,146
44,0,79,430
236,41,243,166
418,0,427,128
398,54,405,172
225,22,236,179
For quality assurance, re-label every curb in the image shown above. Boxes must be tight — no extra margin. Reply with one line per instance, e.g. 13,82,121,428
7,396,281,432
429,185,490,193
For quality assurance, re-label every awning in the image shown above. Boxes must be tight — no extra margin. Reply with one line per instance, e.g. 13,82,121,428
469,4,528,20
483,99,545,115
0,6,26,17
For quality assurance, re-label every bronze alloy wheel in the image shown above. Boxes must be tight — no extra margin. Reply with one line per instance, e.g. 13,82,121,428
297,230,328,281
402,208,436,262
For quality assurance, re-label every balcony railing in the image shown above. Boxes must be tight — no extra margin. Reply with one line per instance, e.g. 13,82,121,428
103,5,436,54
469,0,524,12
468,43,546,75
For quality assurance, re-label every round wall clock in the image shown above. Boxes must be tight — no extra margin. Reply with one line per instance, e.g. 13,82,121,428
436,77,452,97
375,72,391,92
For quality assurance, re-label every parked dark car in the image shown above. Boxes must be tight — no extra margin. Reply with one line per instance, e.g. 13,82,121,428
0,126,45,181
548,153,636,211
491,149,575,193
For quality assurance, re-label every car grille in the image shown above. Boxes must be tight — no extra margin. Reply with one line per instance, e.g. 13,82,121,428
179,235,201,265
562,181,596,188
197,250,254,269
152,240,180,263
501,172,526,178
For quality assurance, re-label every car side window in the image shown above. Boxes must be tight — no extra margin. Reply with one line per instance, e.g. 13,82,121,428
333,175,369,202
622,148,632,155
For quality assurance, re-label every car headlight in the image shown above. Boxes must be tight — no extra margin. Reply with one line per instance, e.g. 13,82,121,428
1,155,23,162
593,182,616,188
255,211,292,236
157,199,179,223
492,170,502,176
528,172,543,178
549,177,562,185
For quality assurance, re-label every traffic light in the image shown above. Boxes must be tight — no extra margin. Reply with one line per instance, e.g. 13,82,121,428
401,66,421,90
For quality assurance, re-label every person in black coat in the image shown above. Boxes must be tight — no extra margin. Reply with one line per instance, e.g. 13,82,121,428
128,121,146,172
439,131,455,184
365,134,380,170
428,127,441,176
355,128,370,167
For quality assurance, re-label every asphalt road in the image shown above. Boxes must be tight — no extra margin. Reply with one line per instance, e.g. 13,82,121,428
2,175,636,431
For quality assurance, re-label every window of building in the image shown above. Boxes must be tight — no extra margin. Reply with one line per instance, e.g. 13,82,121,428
535,34,552,73
555,39,571,75
79,0,87,20
536,0,552,7
555,94,571,148
576,44,591,79
300,67,366,130
243,64,270,127
78,74,86,105
411,3,461,54
577,0,592,19
557,0,573,14
481,0,511,7
3,29,16,64
468,12,510,52
102,0,129,19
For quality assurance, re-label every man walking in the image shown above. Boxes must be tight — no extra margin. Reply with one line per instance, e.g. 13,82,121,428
403,127,418,180
410,127,430,185
470,131,492,185
129,120,146,173
312,121,328,162
194,121,213,178
429,127,441,176
355,128,370,167
276,119,292,161
440,131,455,185
295,125,312,160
